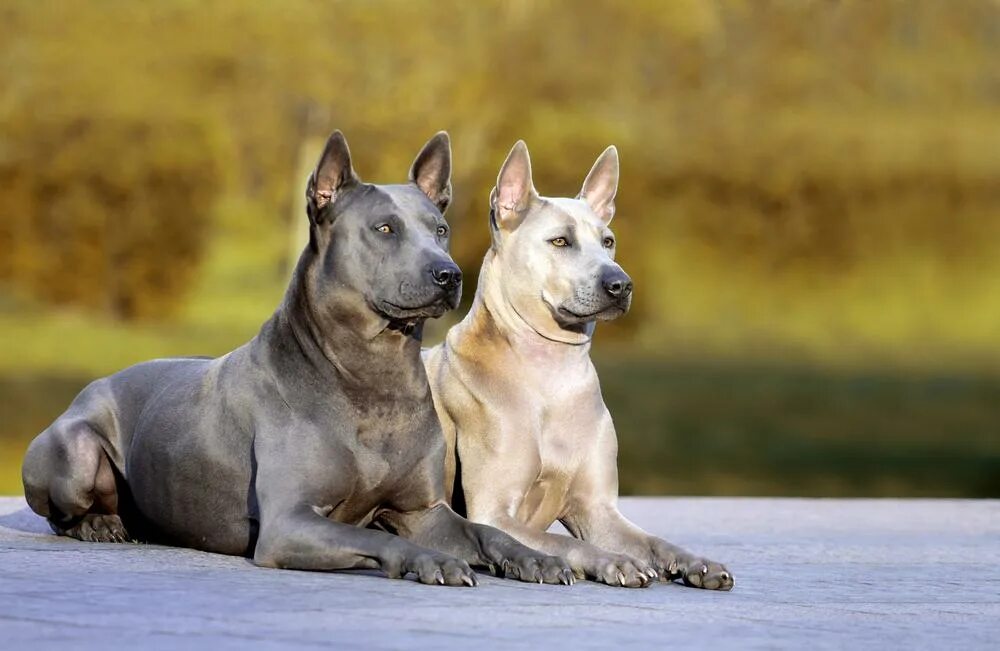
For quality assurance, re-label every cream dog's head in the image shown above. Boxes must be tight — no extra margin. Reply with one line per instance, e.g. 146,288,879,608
487,141,630,343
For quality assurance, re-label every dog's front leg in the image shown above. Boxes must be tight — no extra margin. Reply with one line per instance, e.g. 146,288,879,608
473,510,657,588
377,504,575,585
252,438,477,586
564,429,735,591
253,504,478,586
565,502,735,591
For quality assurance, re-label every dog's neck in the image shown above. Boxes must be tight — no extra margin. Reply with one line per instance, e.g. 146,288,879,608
259,248,428,397
454,250,594,367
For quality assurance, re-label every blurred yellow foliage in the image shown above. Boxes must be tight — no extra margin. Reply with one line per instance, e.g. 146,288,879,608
0,0,998,369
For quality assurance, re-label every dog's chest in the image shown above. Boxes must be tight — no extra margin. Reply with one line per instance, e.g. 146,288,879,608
336,403,438,515
514,381,606,526
533,362,603,446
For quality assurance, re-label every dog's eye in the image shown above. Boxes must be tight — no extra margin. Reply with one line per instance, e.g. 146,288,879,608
375,224,393,234
603,237,615,248
436,225,448,237
550,237,570,248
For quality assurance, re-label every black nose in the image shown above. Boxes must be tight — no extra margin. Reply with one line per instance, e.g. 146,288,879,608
430,262,462,289
602,270,633,299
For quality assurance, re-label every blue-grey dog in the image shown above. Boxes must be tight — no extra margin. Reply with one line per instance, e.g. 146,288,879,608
22,130,572,587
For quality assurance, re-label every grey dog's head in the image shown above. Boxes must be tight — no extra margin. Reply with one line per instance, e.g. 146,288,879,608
303,130,461,328
488,141,629,341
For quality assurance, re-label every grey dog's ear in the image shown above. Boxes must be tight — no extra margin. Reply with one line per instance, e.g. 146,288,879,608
578,145,619,224
409,131,452,214
492,140,538,230
306,130,359,223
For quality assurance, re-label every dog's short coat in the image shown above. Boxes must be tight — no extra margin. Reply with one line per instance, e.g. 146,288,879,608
424,141,734,589
22,131,572,587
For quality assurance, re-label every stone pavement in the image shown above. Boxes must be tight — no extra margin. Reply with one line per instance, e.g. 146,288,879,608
0,497,997,649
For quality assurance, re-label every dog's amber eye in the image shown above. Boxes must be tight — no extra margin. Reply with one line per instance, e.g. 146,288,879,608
436,226,448,237
603,237,615,248
375,224,393,234
550,237,569,247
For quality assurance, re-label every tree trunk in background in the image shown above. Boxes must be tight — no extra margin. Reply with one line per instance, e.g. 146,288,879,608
286,103,330,276
286,135,324,275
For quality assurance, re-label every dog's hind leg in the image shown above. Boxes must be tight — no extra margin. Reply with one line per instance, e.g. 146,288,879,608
22,418,129,543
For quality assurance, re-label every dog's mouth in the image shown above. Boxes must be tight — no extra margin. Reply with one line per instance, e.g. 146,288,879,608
375,292,459,323
554,300,629,325
558,305,625,323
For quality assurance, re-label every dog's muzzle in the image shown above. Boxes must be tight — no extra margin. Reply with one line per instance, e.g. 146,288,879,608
551,269,633,326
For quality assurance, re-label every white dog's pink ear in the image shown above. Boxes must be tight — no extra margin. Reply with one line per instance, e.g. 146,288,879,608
579,145,619,224
409,131,453,214
493,140,537,229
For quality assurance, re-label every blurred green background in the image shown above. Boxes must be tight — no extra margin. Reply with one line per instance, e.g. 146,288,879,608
1,0,998,497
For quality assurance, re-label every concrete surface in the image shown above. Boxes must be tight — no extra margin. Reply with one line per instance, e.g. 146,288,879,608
0,497,997,649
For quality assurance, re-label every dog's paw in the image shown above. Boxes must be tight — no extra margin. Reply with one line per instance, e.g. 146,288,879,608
587,553,656,588
500,552,575,585
650,540,734,591
677,558,734,591
62,514,130,543
385,551,478,587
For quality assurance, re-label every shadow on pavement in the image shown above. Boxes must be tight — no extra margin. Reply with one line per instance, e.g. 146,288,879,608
0,504,51,535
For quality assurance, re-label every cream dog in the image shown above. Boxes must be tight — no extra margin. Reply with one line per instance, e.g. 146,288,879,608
423,141,734,590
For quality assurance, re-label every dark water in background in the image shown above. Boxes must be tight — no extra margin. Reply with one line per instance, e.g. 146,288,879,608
2,362,998,497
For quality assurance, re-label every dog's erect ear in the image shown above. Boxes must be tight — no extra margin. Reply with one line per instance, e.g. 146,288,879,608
493,140,537,230
578,145,619,224
306,130,359,222
409,131,452,214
